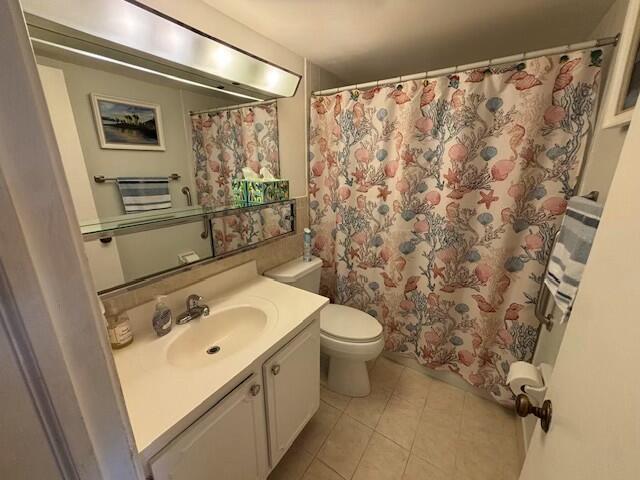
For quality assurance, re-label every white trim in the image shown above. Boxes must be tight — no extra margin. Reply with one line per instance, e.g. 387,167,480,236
90,93,166,151
0,1,142,477
601,0,640,129
0,264,79,479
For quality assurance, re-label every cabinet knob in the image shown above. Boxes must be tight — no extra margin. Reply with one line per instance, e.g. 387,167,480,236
250,384,261,396
271,364,281,376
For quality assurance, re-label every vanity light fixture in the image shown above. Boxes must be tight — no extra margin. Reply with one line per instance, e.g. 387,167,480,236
30,37,263,101
22,0,301,99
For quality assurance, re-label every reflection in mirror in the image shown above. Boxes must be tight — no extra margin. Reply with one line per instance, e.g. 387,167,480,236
212,203,294,256
31,10,295,293
191,101,279,206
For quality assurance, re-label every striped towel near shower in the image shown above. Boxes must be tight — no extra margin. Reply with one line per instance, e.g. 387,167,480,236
544,196,602,323
116,177,172,213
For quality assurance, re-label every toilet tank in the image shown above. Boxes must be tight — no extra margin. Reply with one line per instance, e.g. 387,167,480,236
263,256,323,293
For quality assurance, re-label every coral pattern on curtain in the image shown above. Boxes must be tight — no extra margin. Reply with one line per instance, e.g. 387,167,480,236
212,203,293,255
309,50,603,402
191,102,279,207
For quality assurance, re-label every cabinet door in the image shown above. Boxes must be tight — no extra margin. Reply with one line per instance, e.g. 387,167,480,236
150,374,268,480
263,319,320,466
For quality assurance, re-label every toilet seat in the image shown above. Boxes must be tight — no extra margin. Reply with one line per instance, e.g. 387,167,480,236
320,304,383,343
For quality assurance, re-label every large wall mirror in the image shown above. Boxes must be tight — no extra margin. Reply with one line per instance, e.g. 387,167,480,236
25,0,300,294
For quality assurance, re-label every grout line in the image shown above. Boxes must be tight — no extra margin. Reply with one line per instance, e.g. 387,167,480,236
316,456,347,480
287,372,520,480
348,424,374,480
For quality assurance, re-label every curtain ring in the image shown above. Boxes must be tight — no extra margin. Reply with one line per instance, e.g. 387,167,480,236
485,58,493,74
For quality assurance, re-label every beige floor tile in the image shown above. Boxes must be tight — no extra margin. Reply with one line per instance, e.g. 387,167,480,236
353,432,409,480
369,357,405,392
302,459,345,480
269,442,314,480
412,419,459,474
402,454,449,480
393,368,433,408
461,393,512,435
376,395,422,450
426,380,465,414
454,438,502,480
318,414,373,479
321,386,351,411
296,401,342,455
502,413,518,438
345,384,392,428
421,405,462,432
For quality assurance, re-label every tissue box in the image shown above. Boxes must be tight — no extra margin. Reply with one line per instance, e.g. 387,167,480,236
232,179,290,206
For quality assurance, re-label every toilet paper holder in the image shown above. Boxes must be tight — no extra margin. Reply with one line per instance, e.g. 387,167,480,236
507,362,552,406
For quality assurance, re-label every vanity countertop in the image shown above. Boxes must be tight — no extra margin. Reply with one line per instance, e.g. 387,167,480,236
112,262,328,460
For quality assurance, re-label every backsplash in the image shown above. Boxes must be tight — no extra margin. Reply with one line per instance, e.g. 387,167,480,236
101,196,309,316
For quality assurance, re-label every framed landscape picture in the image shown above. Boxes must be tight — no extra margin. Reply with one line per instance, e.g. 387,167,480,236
602,0,640,129
90,94,165,150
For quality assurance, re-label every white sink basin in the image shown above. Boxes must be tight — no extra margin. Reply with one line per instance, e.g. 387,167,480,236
166,304,271,368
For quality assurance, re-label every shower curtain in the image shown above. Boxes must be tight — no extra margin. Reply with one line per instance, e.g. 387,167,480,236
309,49,603,402
191,102,279,207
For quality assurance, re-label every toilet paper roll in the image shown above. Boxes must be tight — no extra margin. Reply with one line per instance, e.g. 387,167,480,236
507,361,543,395
178,251,200,265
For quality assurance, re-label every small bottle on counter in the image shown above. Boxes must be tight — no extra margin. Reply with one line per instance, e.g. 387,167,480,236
107,312,134,349
152,295,173,337
303,228,312,262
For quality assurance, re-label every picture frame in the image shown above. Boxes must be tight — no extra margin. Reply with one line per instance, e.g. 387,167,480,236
601,0,640,129
90,93,165,150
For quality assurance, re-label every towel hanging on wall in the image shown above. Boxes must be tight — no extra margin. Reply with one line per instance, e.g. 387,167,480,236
116,177,172,213
544,196,602,323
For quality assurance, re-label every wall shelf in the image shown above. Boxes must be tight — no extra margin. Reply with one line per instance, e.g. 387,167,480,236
80,199,295,241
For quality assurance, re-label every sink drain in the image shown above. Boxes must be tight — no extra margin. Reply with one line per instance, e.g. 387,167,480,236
206,345,221,355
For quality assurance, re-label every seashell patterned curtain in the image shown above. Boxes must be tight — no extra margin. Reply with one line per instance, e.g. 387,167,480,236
308,49,604,402
191,103,279,207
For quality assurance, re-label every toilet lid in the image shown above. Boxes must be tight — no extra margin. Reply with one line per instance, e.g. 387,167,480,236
320,304,383,343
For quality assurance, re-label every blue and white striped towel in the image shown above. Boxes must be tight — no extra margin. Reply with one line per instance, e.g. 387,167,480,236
544,196,602,323
116,177,172,213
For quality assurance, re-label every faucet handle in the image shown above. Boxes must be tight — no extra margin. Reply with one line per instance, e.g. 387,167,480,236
186,294,203,310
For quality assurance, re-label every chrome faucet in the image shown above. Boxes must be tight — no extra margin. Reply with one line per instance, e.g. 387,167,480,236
176,294,210,325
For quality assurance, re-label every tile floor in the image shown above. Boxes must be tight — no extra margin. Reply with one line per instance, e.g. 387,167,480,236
269,356,523,480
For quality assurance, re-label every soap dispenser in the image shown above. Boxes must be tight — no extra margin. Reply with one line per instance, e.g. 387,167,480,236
152,295,172,337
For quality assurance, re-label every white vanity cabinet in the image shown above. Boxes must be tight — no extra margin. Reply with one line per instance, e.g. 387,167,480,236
150,374,269,480
263,318,320,466
148,318,320,479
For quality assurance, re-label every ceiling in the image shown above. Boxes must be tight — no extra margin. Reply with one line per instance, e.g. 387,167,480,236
203,0,615,85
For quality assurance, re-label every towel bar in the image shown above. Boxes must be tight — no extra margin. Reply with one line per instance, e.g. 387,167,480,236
94,173,181,183
534,190,599,330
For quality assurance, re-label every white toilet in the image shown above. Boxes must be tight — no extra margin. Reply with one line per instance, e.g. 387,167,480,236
265,257,383,397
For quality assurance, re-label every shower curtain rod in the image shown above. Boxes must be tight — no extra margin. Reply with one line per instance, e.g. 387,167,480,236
312,35,619,96
189,99,276,115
